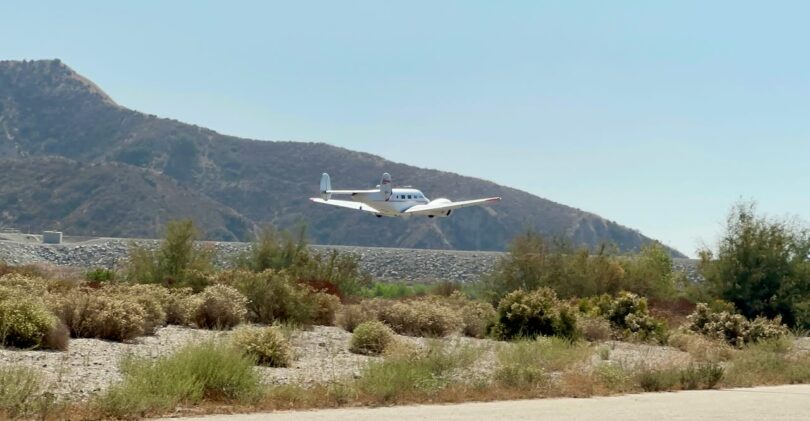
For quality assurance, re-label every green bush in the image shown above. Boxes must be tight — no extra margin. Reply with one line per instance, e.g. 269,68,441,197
235,225,371,298
221,269,314,326
97,342,262,417
124,220,215,290
493,288,579,340
86,268,116,283
49,289,147,341
293,250,372,298
192,284,248,329
234,225,308,273
336,304,376,333
685,303,789,347
582,292,666,342
698,202,810,329
378,299,462,337
477,231,682,303
359,282,428,299
350,321,394,356
230,325,292,367
0,286,65,350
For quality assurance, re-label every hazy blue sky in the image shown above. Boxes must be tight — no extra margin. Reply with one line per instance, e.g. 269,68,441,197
3,1,808,256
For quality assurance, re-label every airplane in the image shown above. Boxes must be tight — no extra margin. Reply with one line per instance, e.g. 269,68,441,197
309,172,501,218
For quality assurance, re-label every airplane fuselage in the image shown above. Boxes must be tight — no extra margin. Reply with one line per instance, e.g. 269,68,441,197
350,188,430,217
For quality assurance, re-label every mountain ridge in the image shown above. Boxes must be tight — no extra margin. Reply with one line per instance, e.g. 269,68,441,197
0,59,684,256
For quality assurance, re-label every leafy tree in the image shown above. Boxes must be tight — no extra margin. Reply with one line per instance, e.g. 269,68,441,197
477,230,680,303
125,219,214,290
698,202,810,328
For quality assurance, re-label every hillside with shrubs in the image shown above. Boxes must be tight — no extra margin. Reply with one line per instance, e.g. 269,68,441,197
0,59,680,255
0,202,808,419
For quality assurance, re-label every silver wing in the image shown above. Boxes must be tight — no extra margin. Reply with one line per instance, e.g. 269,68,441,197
309,198,381,214
404,197,501,215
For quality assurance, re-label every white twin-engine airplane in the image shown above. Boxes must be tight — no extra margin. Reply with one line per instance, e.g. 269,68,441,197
310,173,501,218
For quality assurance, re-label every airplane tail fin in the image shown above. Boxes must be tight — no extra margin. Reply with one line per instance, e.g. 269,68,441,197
380,172,392,201
320,173,332,200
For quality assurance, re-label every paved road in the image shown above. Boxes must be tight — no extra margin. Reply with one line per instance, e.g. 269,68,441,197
162,385,810,421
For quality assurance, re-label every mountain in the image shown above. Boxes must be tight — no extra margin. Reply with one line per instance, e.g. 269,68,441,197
0,59,684,256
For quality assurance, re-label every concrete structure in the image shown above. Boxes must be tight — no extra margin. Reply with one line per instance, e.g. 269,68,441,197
42,231,63,244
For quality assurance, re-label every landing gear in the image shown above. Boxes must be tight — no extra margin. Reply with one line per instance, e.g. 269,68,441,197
375,214,383,218
428,215,434,218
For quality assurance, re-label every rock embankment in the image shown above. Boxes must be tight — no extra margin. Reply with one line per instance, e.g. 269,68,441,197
0,238,700,284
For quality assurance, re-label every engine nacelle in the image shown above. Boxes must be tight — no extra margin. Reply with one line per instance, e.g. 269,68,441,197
426,198,452,218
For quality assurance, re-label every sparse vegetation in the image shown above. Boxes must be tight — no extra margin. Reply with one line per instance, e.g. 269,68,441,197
336,304,376,332
97,342,262,418
496,337,590,389
0,366,56,419
0,205,807,418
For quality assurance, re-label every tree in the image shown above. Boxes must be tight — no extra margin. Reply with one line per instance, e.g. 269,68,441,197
125,219,214,290
699,202,810,328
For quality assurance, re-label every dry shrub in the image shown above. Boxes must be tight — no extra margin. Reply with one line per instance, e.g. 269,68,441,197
460,301,495,338
579,316,612,342
0,273,50,295
336,304,376,333
685,303,789,347
192,284,248,329
230,325,292,367
0,263,43,279
378,299,462,337
0,286,66,350
49,289,147,341
310,292,340,326
106,284,168,334
668,331,734,362
350,321,394,355
163,288,197,325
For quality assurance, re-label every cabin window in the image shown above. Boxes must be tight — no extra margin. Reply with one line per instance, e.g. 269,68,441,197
407,195,412,199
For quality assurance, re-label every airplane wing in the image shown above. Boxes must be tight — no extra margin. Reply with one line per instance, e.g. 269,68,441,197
404,197,501,215
309,198,381,214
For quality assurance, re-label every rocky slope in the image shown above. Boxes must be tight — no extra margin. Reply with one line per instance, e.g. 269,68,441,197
0,237,699,284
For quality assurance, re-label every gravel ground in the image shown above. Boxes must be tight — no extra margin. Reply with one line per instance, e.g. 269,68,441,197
0,237,700,284
0,323,702,402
